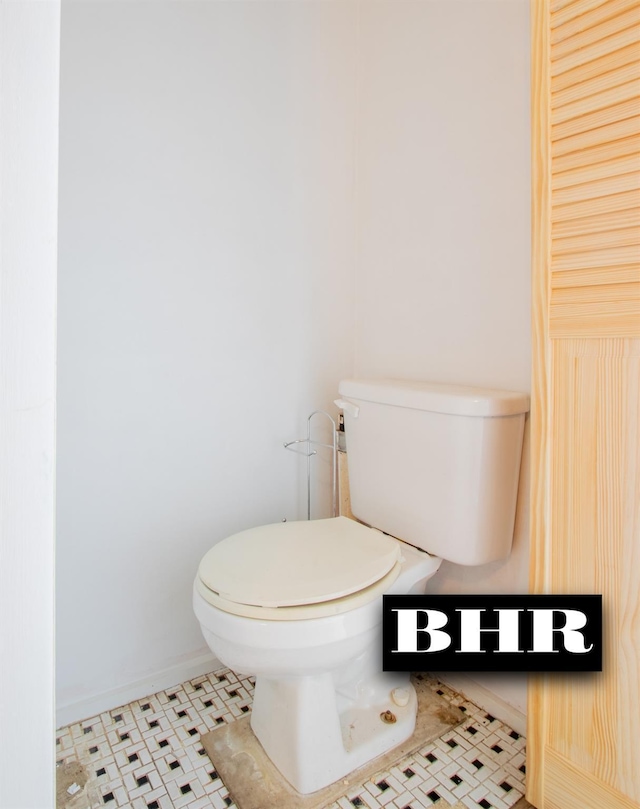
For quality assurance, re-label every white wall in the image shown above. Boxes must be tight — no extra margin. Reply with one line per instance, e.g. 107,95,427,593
355,0,531,715
57,0,357,722
58,0,532,725
0,1,59,805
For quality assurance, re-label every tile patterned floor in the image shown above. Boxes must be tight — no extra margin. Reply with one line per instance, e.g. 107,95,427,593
56,669,529,809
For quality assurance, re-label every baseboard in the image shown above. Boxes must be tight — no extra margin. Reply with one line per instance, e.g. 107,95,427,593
437,673,527,737
56,650,221,729
57,654,526,739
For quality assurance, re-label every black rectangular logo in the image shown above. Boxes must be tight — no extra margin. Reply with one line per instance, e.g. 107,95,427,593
383,594,602,672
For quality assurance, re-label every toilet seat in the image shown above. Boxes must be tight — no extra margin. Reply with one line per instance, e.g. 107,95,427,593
195,560,402,620
196,516,402,620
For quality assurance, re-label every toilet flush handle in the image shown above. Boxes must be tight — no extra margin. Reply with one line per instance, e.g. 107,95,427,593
334,399,360,419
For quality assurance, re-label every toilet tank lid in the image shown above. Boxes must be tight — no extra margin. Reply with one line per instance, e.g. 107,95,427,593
338,378,530,417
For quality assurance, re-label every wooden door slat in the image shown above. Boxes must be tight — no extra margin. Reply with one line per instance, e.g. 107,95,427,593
552,206,640,236
553,169,640,204
552,115,640,157
552,41,640,93
551,0,609,29
552,60,640,109
552,264,640,286
549,306,640,335
552,224,640,253
552,98,640,142
552,0,638,42
551,4,640,60
551,24,640,77
551,243,640,270
551,148,640,191
552,188,640,221
551,280,640,302
552,78,640,126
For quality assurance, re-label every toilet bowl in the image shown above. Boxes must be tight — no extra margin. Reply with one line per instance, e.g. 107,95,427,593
193,378,529,794
193,517,442,794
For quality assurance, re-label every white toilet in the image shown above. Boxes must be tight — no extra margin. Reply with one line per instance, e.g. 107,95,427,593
193,378,529,794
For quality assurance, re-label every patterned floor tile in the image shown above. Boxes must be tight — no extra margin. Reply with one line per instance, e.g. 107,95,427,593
57,670,526,809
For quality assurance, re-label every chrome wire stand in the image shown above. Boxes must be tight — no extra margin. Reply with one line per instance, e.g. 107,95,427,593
284,410,337,520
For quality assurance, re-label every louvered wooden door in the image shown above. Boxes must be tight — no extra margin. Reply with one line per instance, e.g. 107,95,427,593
528,1,640,808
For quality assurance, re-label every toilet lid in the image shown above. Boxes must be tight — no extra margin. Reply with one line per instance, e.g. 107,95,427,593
197,516,401,608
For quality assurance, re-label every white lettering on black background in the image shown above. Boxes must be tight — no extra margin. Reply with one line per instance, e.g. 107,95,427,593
383,595,602,672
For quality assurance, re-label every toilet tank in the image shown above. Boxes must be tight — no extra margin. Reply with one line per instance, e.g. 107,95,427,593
337,379,529,566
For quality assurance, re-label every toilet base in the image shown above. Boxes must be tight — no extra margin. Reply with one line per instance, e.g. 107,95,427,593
250,670,417,795
192,537,443,795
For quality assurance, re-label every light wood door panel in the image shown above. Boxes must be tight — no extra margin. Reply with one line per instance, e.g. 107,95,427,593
551,0,639,43
529,0,640,807
550,41,640,93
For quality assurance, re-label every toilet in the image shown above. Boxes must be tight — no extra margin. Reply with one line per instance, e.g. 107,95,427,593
193,378,529,794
